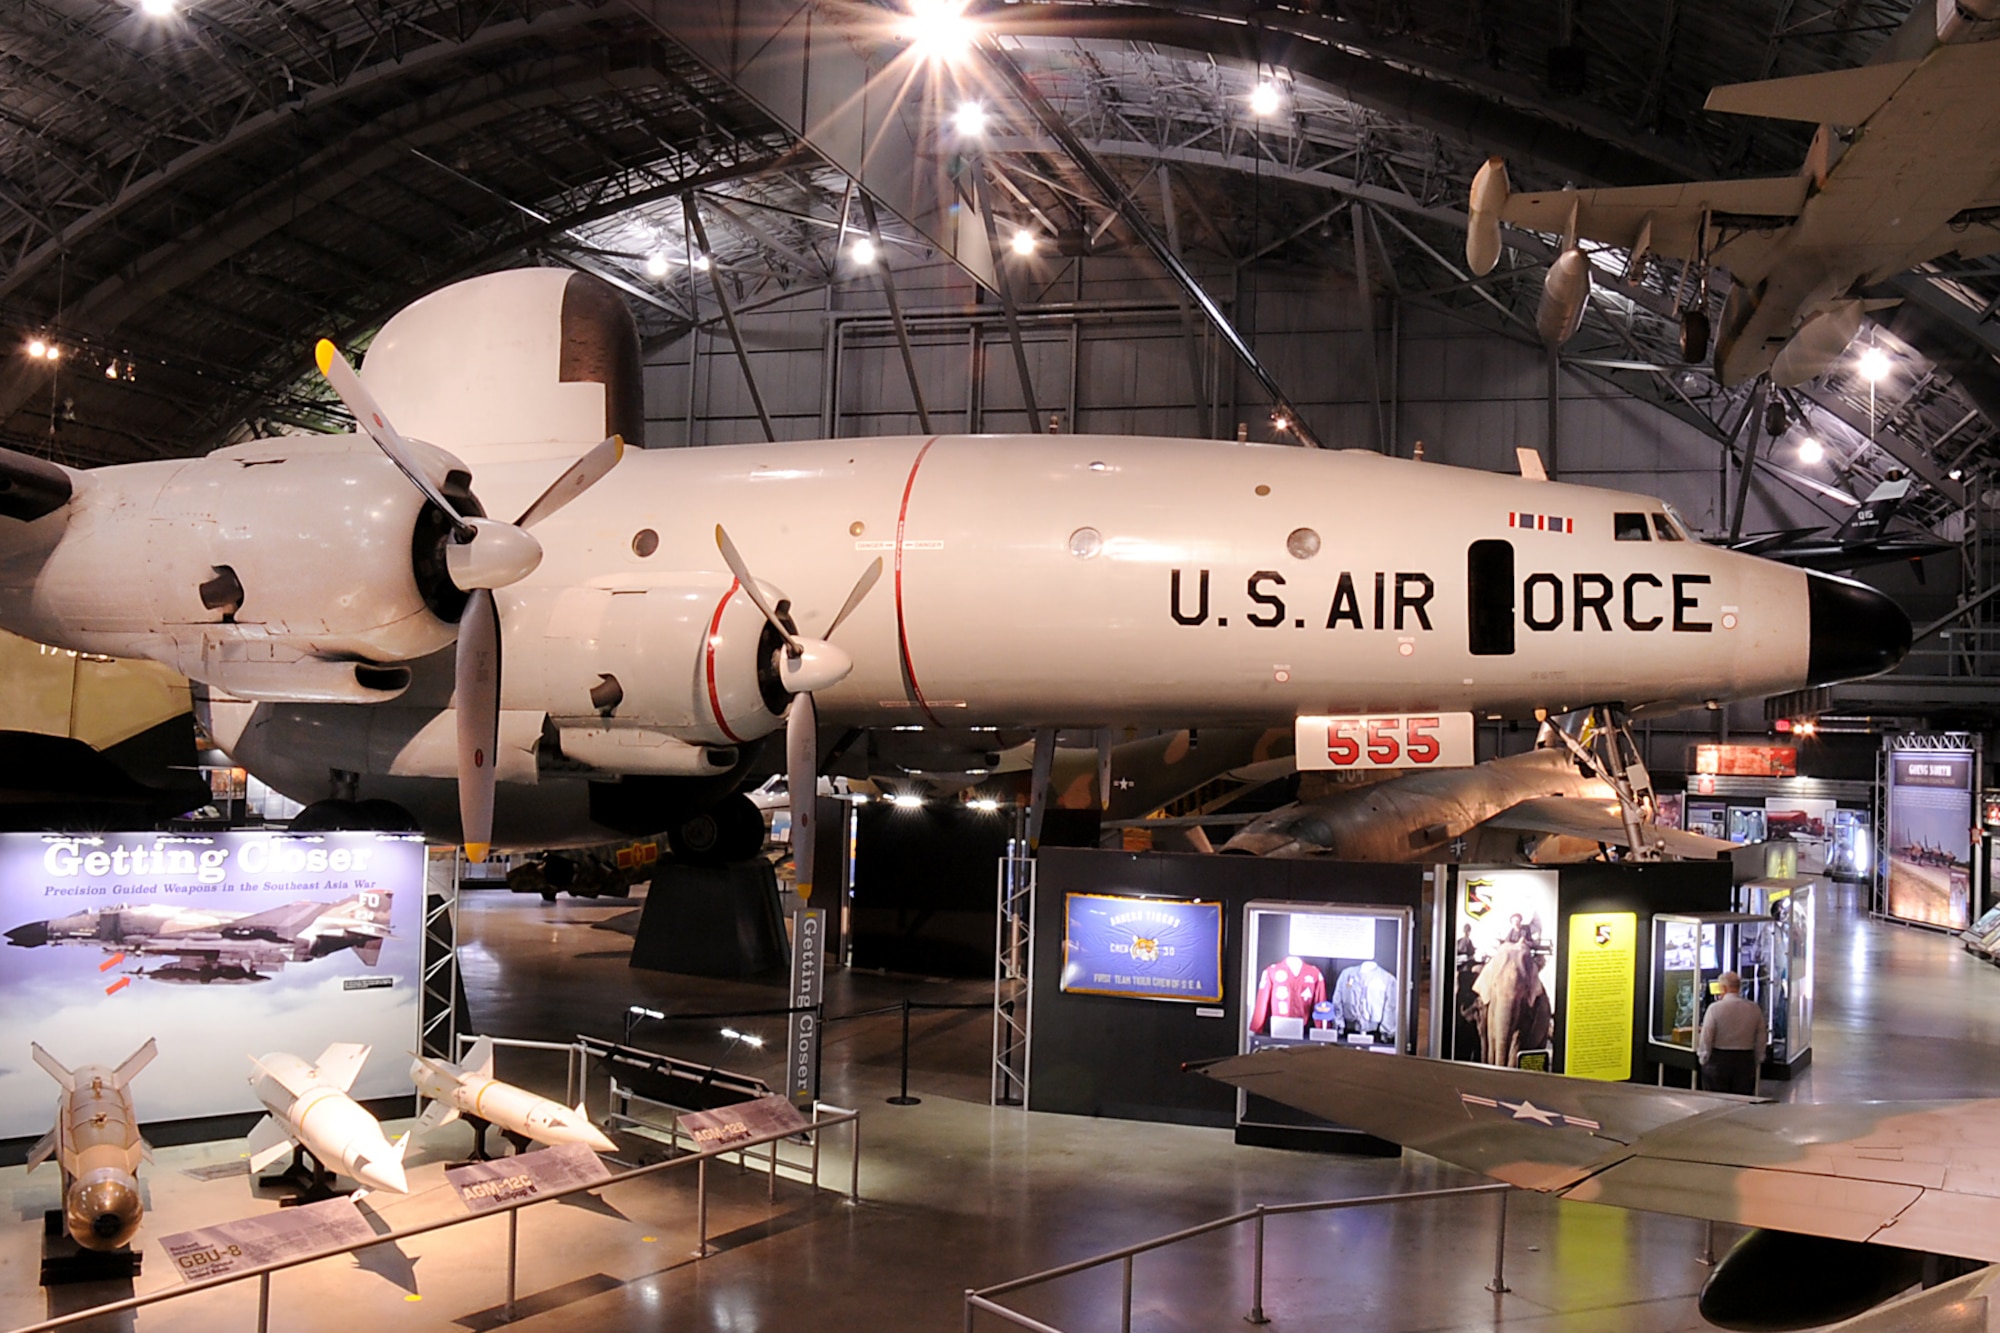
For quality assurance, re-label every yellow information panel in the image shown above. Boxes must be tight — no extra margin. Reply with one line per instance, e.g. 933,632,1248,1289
1563,912,1637,1081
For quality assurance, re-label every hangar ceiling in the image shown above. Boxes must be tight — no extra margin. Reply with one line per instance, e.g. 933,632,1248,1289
2,0,1994,560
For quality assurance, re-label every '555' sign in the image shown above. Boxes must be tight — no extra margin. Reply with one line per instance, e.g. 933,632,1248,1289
1295,712,1476,771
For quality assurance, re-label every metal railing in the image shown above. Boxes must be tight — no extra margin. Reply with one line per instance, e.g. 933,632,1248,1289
964,1182,1513,1332
6,1098,862,1333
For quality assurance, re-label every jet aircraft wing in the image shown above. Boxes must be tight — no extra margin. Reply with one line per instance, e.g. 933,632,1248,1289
1479,796,1736,859
1195,1047,2000,1263
223,899,333,942
1500,177,1808,262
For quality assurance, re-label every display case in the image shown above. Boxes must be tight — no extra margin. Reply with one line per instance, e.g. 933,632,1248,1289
1736,880,1815,1077
1648,912,1771,1071
1236,901,1412,1144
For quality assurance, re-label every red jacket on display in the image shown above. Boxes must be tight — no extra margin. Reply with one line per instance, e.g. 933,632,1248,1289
1249,957,1327,1034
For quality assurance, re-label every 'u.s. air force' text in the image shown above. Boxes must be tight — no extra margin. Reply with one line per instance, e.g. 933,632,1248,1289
1168,569,1715,632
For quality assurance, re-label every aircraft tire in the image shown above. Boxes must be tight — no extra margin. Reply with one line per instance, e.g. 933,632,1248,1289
669,794,765,866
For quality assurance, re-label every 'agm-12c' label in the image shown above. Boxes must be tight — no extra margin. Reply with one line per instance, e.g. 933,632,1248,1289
1294,713,1476,771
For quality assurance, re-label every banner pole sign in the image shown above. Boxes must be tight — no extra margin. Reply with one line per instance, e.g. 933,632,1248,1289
787,909,825,1105
1883,735,1979,930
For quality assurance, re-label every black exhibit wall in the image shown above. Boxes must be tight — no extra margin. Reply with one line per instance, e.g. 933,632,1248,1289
1027,849,1433,1128
851,803,1013,976
1554,860,1734,1082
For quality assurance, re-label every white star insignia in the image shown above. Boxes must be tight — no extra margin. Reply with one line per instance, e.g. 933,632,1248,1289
1503,1098,1559,1125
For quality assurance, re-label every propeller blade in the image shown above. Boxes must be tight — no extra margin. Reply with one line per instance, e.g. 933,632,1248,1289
456,588,501,863
713,525,803,655
512,435,625,531
787,692,818,902
314,340,470,536
825,558,883,640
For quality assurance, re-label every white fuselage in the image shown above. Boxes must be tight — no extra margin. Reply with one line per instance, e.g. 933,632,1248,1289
413,1064,615,1152
251,1052,406,1193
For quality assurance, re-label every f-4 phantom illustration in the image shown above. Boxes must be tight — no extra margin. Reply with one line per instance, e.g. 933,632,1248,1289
5,892,393,983
1197,1045,2000,1331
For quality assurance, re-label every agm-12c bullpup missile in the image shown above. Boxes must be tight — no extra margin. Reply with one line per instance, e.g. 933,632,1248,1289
412,1036,616,1155
246,1043,408,1194
27,1039,156,1251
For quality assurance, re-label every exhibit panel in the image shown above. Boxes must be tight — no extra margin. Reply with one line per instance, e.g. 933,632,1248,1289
1447,867,1560,1071
1881,737,1981,930
1739,879,1816,1075
0,831,426,1139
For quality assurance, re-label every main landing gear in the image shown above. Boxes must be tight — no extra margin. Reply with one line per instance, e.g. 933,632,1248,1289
1543,705,1663,860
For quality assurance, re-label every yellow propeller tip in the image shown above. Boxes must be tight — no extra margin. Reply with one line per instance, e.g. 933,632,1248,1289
314,339,336,375
464,843,490,864
610,434,625,458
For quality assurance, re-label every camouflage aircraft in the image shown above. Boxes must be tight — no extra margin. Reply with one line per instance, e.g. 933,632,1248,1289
6,892,393,983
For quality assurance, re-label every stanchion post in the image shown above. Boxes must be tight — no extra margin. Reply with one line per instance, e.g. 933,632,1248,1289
849,1115,862,1204
1246,1204,1269,1324
257,1271,270,1333
505,1208,519,1320
1700,1219,1715,1267
888,998,920,1105
1121,1253,1134,1333
964,1289,978,1333
1486,1189,1511,1295
768,1138,779,1202
697,1156,710,1256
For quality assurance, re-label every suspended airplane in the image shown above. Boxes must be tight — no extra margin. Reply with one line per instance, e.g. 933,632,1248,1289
1197,1045,2000,1331
1728,477,1955,574
0,269,1913,890
1467,8,2000,385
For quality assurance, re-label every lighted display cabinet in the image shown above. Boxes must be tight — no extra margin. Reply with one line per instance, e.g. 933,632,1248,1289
1649,898,1813,1081
1737,879,1815,1077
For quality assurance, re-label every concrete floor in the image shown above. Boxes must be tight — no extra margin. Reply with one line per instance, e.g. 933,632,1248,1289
5,882,1999,1333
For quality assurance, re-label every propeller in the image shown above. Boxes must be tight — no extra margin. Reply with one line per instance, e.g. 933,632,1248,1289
315,339,624,861
714,525,880,901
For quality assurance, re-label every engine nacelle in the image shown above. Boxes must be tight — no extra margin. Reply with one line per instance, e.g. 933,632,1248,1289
1700,1228,1925,1331
1466,157,1510,277
0,435,461,678
1770,298,1865,387
1537,248,1592,346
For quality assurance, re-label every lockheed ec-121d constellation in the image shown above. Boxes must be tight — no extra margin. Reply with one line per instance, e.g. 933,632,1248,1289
0,268,1914,865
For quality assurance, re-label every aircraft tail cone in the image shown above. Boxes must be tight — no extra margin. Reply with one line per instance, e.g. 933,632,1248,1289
1805,570,1911,683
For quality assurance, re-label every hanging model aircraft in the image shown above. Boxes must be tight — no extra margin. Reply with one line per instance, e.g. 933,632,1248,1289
1466,7,2000,385
27,1039,156,1252
1727,476,1955,573
1196,1045,2000,1331
0,268,1914,888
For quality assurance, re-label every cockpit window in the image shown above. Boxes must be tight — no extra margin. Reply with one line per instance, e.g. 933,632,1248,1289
1660,503,1693,540
1614,512,1651,541
1651,513,1683,541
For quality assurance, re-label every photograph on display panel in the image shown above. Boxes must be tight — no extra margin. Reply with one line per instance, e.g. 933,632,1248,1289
1059,893,1224,1003
1450,867,1561,1070
0,831,427,1138
1240,903,1408,1054
1764,797,1836,876
1885,749,1976,930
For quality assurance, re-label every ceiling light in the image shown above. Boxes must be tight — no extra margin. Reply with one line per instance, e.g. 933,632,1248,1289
953,101,987,136
1249,82,1282,117
1950,466,1965,481
1857,346,1892,383
1271,414,1291,433
25,339,46,359
691,253,711,272
1796,435,1824,465
140,0,175,15
1010,229,1036,257
645,252,669,278
104,361,119,379
972,797,1000,812
891,792,923,808
898,0,978,64
852,237,878,266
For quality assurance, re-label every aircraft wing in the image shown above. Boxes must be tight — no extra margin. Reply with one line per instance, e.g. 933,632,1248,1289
1196,1047,2000,1263
1480,796,1735,859
1704,59,1923,126
1500,177,1807,262
224,899,331,941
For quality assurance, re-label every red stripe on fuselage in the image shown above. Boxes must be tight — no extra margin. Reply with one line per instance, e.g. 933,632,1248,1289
894,438,943,727
705,579,748,744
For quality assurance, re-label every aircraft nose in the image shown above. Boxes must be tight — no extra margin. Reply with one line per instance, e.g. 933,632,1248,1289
5,920,47,947
1806,570,1910,684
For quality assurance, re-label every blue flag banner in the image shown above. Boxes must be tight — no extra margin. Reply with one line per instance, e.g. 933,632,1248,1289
1060,893,1224,1003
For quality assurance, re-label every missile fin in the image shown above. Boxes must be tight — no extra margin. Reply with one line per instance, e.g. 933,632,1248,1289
25,1128,56,1172
419,1099,460,1131
465,1036,495,1082
312,1042,371,1094
30,1043,74,1091
112,1038,158,1089
245,1114,296,1174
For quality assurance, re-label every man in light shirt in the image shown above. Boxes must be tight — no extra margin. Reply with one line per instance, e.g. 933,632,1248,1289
1697,970,1767,1095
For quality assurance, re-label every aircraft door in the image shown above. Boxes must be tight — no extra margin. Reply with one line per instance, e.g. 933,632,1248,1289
1467,539,1515,656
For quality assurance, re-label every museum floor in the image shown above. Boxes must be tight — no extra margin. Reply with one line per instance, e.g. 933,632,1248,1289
6,879,1999,1333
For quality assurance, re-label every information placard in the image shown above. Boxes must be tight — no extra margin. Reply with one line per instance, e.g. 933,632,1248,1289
1563,912,1637,1081
445,1142,611,1214
1885,746,1977,930
677,1094,812,1149
160,1196,374,1284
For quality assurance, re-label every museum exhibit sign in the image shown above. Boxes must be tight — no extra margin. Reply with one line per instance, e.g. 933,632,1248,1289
0,830,426,1138
1882,736,1980,930
1060,893,1224,1003
1562,912,1637,1081
1448,867,1561,1070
